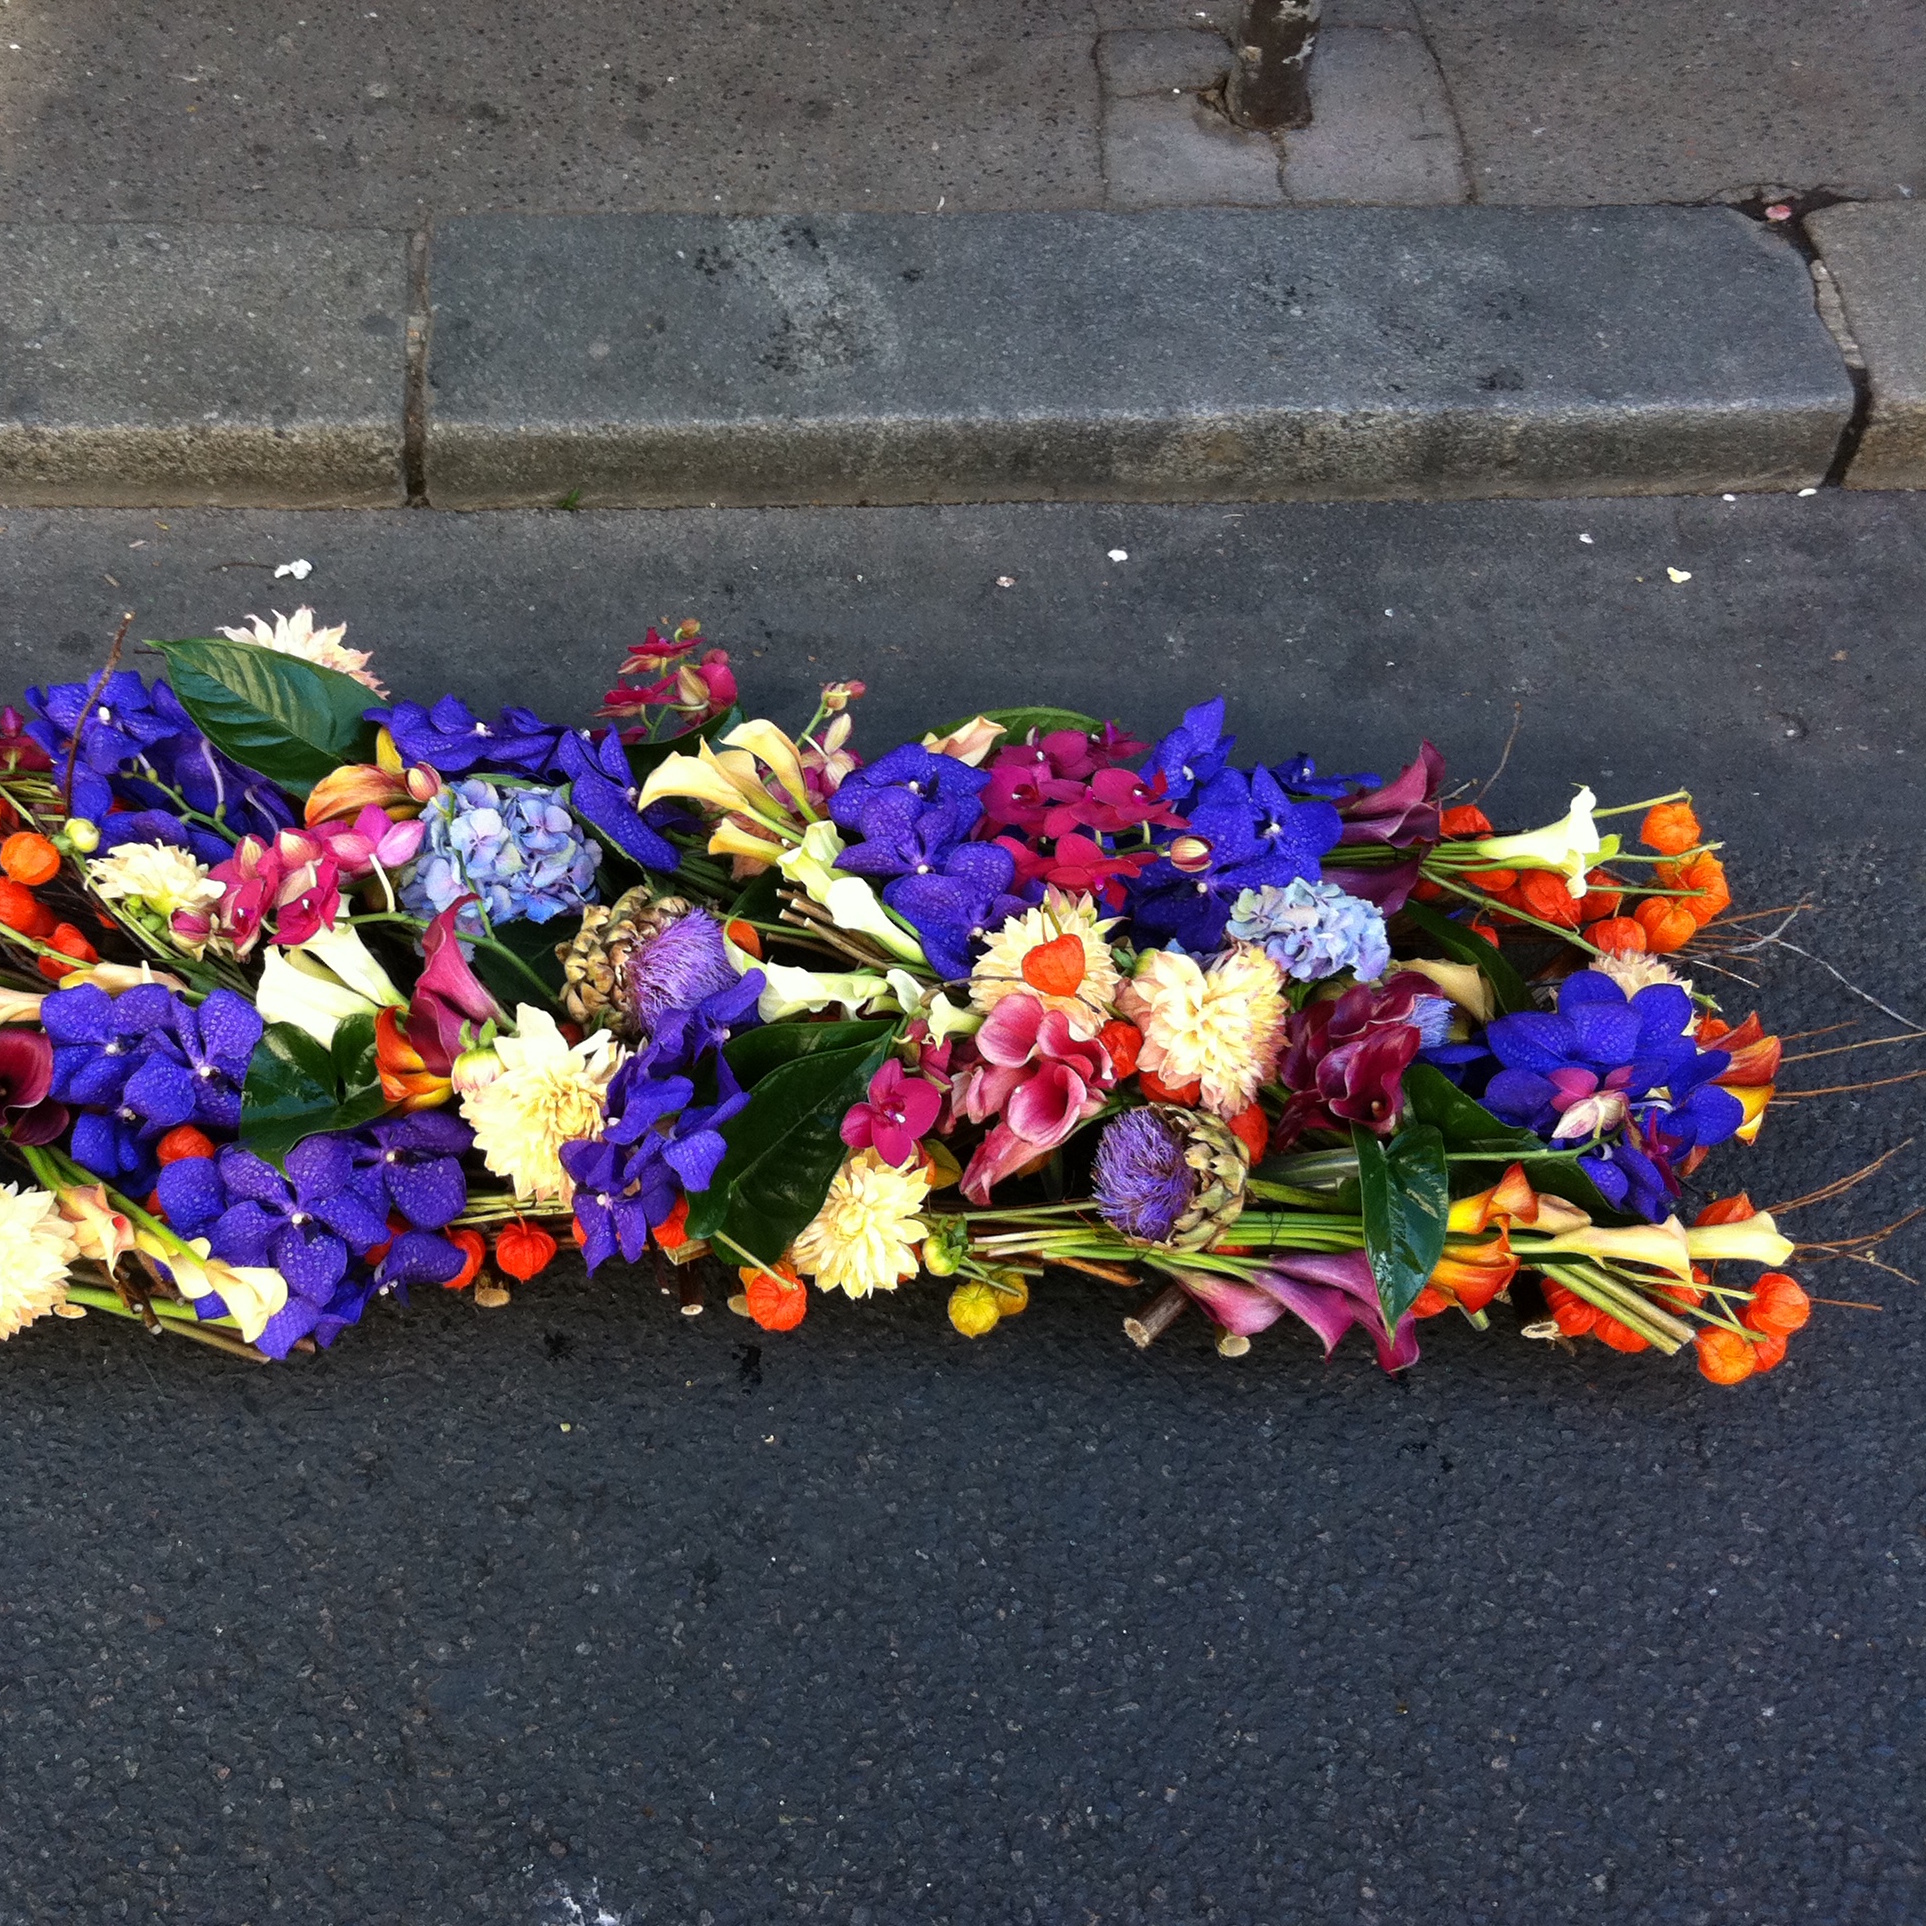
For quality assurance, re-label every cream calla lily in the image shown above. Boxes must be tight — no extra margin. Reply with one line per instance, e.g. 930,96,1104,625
920,716,1007,767
257,943,385,1046
755,961,893,1022
638,738,782,822
1521,1213,1696,1282
724,719,818,817
1684,1211,1795,1267
777,818,848,904
924,991,984,1041
1453,787,1605,898
298,920,407,1011
823,878,929,966
155,1234,288,1345
1396,956,1495,1023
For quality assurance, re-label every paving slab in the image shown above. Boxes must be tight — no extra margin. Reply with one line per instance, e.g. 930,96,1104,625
0,0,1105,223
1280,26,1469,205
1098,26,1235,96
1104,94,1284,208
0,225,408,508
423,207,1853,510
1420,0,1926,206
1808,202,1926,491
0,491,1923,1926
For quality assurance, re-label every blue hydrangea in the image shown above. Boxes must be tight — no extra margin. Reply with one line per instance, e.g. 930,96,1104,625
1225,879,1391,984
400,778,600,933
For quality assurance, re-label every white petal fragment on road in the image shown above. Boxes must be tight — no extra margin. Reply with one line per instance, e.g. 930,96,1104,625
1107,549,1128,562
274,558,313,580
1667,567,1692,584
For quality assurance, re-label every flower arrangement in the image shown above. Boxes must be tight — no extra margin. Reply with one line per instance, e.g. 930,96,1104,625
0,609,1853,1389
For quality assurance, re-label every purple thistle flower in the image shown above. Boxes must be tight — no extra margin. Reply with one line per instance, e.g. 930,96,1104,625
627,907,742,1042
1092,1108,1198,1244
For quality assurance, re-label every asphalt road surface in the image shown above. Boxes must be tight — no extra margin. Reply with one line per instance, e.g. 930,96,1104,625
1,492,1923,1926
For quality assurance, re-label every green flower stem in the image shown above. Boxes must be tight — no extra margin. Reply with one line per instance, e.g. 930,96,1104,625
60,1283,266,1362
1591,790,1690,819
1423,871,1603,954
1535,1259,1694,1353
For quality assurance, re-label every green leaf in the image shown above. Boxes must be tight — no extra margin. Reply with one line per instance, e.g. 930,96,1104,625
239,1018,392,1166
685,1029,895,1264
927,705,1102,746
1400,900,1535,1017
623,705,743,788
1354,1122,1450,1333
724,1016,897,1091
146,636,380,797
468,916,569,1014
1402,1061,1621,1219
727,864,784,931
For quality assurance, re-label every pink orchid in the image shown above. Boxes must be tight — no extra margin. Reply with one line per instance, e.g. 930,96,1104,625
272,856,343,946
958,995,1113,1204
311,804,427,881
1066,767,1186,837
840,1058,943,1167
185,833,287,957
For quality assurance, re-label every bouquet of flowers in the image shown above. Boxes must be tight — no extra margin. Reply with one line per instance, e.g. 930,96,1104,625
0,608,1820,1387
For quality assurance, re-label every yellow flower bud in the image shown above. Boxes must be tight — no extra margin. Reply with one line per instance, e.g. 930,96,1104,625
947,1280,1002,1338
63,818,101,854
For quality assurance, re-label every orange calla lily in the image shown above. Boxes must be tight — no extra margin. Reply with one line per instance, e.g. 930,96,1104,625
375,1004,452,1110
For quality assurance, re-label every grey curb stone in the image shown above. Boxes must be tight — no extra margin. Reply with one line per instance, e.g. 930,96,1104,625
0,226,408,508
423,208,1853,509
1807,202,1926,490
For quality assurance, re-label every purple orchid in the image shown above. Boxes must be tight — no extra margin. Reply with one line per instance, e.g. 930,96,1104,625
368,696,565,777
1127,765,1342,952
1142,696,1235,805
1479,971,1744,1219
350,1112,475,1229
158,1138,394,1358
1270,752,1381,800
555,726,684,872
827,744,991,839
563,1058,750,1272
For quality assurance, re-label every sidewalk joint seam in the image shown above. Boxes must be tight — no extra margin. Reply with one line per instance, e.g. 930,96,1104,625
405,227,431,507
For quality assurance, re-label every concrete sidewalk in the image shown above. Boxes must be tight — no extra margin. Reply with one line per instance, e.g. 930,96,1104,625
0,0,1920,222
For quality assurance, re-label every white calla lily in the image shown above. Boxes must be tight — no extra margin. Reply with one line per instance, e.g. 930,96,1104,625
1452,787,1605,898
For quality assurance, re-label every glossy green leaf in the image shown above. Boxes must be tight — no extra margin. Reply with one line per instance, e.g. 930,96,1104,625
727,864,784,931
146,636,380,797
240,1017,391,1166
1354,1122,1450,1333
686,1030,895,1264
1401,900,1535,1017
1402,1061,1621,1219
927,705,1103,747
468,917,569,1014
725,1017,897,1091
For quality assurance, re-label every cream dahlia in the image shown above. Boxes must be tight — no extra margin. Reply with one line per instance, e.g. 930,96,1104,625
792,1148,932,1298
1118,941,1287,1119
86,842,223,922
968,887,1121,1038
219,607,389,696
460,1006,626,1204
1595,951,1694,1001
0,1184,80,1341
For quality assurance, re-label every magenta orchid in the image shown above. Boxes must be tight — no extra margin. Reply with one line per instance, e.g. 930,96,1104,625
840,1058,943,1167
310,804,428,883
957,994,1114,1203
